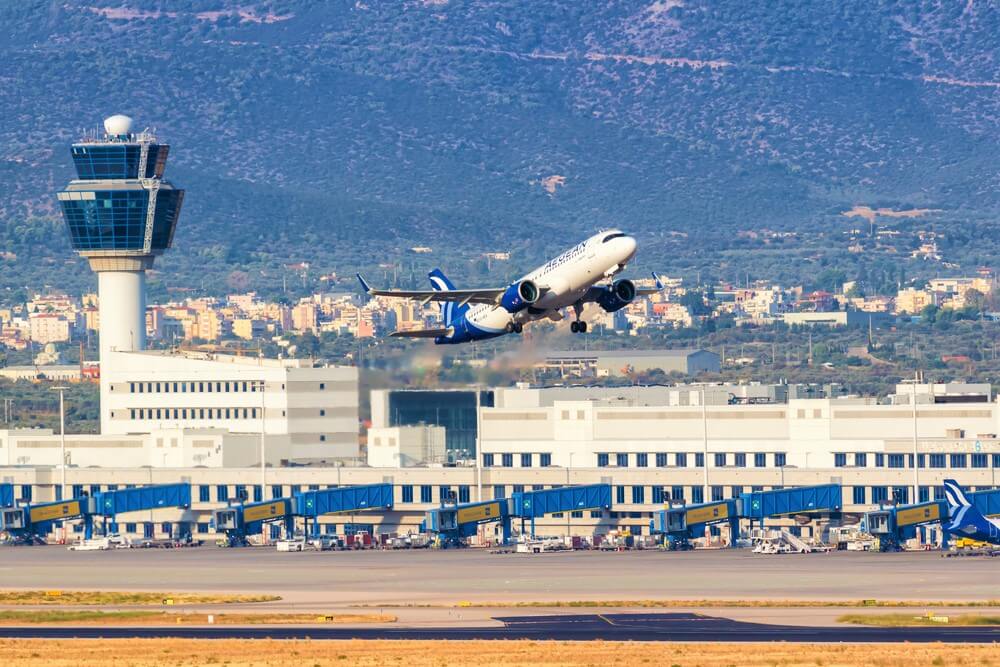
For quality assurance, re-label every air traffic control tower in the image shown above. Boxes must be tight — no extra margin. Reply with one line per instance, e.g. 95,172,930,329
57,115,184,362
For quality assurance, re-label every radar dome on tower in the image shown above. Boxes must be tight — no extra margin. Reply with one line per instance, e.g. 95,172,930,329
103,114,133,137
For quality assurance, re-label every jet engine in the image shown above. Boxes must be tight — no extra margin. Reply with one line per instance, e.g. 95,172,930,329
499,279,540,313
596,279,636,313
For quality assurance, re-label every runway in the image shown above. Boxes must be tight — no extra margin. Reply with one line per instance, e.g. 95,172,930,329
0,613,997,643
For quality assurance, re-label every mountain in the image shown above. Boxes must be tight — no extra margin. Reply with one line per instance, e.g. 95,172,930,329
2,1,999,299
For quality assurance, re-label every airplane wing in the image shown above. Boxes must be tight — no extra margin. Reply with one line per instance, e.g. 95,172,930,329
357,273,507,305
389,327,453,338
581,272,666,302
635,272,666,296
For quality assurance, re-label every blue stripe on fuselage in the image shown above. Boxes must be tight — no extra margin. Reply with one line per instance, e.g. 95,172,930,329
435,312,508,344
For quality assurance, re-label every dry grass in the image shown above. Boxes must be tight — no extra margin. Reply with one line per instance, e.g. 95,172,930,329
839,612,1000,626
0,611,394,626
370,598,1000,609
1,639,997,666
0,591,280,606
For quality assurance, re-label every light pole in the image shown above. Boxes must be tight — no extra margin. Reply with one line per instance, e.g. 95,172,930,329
566,452,573,538
701,386,709,503
51,386,69,502
475,386,482,502
259,379,266,493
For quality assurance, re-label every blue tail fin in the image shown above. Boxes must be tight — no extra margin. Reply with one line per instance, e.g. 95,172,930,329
943,479,972,512
428,268,457,325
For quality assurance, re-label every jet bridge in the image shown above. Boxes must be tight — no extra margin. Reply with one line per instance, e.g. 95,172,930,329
213,484,395,543
0,484,192,539
650,484,843,548
865,487,1000,551
0,483,13,508
424,484,613,545
295,483,394,538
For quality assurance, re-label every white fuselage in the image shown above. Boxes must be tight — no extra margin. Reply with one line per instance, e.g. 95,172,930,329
462,230,637,334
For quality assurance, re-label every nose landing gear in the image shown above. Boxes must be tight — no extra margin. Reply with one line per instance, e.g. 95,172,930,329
505,322,524,334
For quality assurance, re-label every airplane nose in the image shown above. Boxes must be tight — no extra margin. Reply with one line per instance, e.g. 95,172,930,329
620,235,637,260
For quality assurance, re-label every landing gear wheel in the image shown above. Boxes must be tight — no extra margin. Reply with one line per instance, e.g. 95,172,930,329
579,321,588,333
570,321,579,333
505,322,515,334
513,322,523,334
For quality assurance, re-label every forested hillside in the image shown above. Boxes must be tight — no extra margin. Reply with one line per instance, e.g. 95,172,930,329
1,1,999,299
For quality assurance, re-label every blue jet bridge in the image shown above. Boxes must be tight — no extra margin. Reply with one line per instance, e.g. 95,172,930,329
424,484,613,545
651,484,843,548
213,483,395,543
0,483,13,508
0,483,191,540
864,487,1000,551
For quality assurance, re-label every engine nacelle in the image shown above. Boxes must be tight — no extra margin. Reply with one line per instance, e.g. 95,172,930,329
596,279,636,313
499,279,540,313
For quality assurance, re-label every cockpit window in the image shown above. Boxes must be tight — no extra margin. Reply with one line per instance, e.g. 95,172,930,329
602,232,627,243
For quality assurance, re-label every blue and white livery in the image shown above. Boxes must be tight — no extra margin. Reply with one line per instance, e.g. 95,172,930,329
943,479,1000,545
357,229,661,344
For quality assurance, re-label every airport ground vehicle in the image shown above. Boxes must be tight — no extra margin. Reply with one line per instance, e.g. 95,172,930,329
276,538,306,552
67,535,129,551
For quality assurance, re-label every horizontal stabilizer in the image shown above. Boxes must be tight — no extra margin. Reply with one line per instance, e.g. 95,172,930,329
389,328,452,338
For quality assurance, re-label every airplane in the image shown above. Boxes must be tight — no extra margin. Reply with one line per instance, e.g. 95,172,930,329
943,478,1000,545
356,229,663,344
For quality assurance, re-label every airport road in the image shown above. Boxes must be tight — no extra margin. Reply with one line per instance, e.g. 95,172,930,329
0,546,997,608
0,613,997,643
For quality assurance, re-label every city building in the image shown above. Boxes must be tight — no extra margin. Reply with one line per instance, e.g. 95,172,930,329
540,349,720,377
367,425,446,467
101,350,360,461
370,389,494,459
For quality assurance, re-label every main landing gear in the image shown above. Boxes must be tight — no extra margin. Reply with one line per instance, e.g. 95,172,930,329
505,321,524,334
570,301,588,333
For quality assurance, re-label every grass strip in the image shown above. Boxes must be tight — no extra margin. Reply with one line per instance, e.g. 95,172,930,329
0,591,280,606
0,611,395,625
360,598,1000,609
838,613,1000,626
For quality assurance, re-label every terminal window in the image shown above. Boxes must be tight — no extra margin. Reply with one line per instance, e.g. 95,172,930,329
597,453,609,467
502,454,513,467
834,453,846,467
951,454,967,468
615,486,625,504
711,486,724,501
676,453,688,467
458,485,470,503
652,486,664,503
671,486,684,502
401,485,413,503
493,485,505,499
855,453,867,466
692,487,704,503
271,485,283,499
929,454,945,468
754,453,766,467
655,453,667,467
540,453,551,467
852,486,866,504
734,453,746,467
520,453,531,467
198,485,210,502
483,454,494,467
636,453,648,467
616,453,628,467
730,485,742,498
714,453,726,467
774,453,786,466
420,485,432,503
632,486,645,503
513,485,524,494
887,454,905,469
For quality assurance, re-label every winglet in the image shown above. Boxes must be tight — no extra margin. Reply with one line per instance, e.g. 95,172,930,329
356,273,372,294
652,272,664,290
